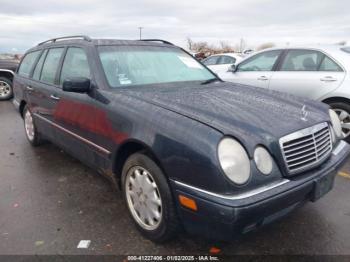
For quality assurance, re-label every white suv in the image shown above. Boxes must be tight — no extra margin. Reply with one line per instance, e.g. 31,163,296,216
219,46,350,141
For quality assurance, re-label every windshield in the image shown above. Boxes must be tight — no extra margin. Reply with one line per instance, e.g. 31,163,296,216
98,45,215,88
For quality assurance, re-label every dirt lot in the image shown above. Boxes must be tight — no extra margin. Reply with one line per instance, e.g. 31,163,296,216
1,100,350,256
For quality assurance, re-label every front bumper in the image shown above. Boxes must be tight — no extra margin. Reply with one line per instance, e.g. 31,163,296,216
170,140,350,241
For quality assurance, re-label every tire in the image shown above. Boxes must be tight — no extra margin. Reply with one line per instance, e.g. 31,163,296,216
121,153,181,242
328,101,350,143
23,106,44,146
0,77,13,101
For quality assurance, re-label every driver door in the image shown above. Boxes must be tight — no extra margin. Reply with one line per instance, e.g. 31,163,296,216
219,50,282,89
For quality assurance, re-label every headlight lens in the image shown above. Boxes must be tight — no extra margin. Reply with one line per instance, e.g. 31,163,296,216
329,109,342,138
254,146,273,175
218,137,251,185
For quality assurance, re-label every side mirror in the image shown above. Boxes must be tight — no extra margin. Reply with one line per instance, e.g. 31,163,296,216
62,77,91,93
227,64,237,73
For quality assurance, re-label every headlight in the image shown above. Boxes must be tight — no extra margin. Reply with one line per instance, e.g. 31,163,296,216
254,146,273,175
218,137,251,185
329,109,342,138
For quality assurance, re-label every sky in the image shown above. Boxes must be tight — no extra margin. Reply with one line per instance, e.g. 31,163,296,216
0,0,349,53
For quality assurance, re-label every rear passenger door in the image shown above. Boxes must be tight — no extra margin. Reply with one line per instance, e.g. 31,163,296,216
53,47,97,166
269,49,346,100
29,47,65,141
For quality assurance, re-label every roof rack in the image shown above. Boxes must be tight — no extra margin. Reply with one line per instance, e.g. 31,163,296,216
138,39,174,46
38,35,92,46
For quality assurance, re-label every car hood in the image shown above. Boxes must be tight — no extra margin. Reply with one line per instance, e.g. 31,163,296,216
121,82,330,154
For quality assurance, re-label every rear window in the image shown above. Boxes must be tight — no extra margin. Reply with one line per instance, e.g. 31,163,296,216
18,51,41,77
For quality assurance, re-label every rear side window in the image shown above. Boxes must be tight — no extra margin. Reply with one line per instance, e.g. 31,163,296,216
319,56,343,72
237,50,281,72
203,56,219,66
18,51,41,77
218,56,235,65
33,50,48,80
341,47,350,54
280,50,324,71
60,47,90,85
40,48,64,84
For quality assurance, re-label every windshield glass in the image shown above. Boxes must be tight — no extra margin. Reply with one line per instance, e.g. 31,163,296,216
98,45,215,88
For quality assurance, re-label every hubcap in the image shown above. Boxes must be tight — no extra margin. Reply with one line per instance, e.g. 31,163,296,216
125,166,162,230
0,81,11,98
334,108,350,138
24,110,35,141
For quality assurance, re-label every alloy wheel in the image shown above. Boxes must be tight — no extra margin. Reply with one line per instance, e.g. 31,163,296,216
334,108,350,138
24,110,35,141
0,81,11,98
125,166,162,231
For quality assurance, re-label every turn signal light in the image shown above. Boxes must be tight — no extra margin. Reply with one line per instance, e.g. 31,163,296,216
178,195,198,211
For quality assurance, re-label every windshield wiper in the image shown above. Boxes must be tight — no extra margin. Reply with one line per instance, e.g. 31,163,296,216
201,78,220,85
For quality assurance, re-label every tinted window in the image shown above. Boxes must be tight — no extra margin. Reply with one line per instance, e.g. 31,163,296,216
60,48,90,84
18,51,41,77
341,47,350,54
319,56,342,72
280,50,324,71
237,50,281,71
218,56,235,65
98,46,214,88
40,48,64,84
33,50,48,80
203,56,220,66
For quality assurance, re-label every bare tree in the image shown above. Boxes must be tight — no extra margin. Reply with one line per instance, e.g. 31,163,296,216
219,41,235,53
186,37,194,50
335,40,347,46
257,42,275,51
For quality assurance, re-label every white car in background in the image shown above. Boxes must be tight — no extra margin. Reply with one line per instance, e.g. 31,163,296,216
219,46,350,141
202,53,244,74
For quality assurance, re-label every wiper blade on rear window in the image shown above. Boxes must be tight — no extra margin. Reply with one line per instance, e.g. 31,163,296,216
201,78,220,85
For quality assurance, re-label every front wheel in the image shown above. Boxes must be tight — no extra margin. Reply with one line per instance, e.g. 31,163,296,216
122,153,181,242
328,102,350,142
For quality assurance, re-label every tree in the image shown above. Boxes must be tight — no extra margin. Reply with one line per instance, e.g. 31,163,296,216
257,42,275,51
335,41,347,46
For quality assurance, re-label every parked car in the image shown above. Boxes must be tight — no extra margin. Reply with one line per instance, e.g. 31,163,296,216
202,53,243,74
0,54,19,100
219,46,350,141
13,36,350,242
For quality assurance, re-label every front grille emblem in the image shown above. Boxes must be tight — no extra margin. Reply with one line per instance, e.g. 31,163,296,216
301,105,308,121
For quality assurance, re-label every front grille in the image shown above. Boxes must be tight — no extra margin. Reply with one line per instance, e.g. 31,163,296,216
279,122,332,175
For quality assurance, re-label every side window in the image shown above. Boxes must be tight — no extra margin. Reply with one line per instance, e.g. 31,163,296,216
33,50,48,80
60,47,90,84
40,48,64,84
18,51,41,77
237,50,281,72
319,56,342,72
280,50,324,71
203,56,219,66
218,56,235,65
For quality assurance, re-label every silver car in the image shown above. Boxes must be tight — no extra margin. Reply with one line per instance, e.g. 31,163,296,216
219,46,350,141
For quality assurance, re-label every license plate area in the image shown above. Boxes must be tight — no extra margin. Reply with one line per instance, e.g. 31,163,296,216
311,171,336,202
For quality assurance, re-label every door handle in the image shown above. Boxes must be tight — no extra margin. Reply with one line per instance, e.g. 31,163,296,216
257,76,268,81
320,76,337,82
26,86,34,91
50,94,60,101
